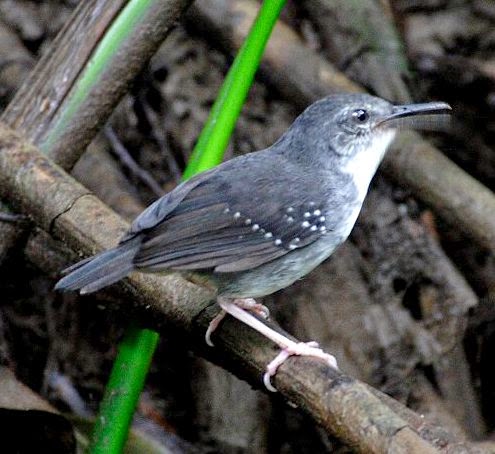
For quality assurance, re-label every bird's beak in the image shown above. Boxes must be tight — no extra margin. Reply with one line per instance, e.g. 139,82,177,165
377,101,452,129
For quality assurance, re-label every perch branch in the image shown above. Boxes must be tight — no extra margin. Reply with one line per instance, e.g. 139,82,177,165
0,122,480,454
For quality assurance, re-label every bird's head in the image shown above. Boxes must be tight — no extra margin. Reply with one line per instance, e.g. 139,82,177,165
278,93,451,169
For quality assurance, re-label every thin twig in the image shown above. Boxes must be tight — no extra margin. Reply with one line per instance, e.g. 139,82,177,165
142,103,183,184
104,126,165,197
0,211,29,223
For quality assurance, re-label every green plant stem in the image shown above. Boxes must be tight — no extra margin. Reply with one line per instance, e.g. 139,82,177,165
89,326,159,453
90,0,286,452
182,0,287,178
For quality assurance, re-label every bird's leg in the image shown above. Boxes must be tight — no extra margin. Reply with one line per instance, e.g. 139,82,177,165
205,297,269,347
214,297,338,392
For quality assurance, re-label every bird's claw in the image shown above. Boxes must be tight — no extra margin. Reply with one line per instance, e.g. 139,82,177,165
232,298,270,319
263,341,338,392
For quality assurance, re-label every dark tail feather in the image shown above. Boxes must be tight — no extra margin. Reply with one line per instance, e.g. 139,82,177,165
54,237,141,294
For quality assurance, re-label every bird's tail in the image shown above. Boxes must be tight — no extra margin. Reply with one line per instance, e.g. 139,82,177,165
54,237,141,294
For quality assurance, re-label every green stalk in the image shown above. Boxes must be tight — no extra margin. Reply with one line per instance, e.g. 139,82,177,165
89,0,286,452
182,0,287,177
89,326,159,453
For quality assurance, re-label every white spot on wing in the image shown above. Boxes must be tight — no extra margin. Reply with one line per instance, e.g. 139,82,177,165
289,237,300,249
302,221,310,228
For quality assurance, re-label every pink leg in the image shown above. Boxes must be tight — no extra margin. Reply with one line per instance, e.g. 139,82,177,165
215,297,338,392
205,297,269,347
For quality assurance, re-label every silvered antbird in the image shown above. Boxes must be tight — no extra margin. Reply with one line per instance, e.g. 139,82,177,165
55,93,451,390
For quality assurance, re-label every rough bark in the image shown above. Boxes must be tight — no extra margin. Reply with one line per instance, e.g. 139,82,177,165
1,0,126,139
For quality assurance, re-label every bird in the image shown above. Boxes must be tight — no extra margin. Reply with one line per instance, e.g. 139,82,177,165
55,93,451,391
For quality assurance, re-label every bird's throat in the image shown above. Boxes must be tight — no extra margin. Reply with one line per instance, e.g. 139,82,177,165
341,129,397,201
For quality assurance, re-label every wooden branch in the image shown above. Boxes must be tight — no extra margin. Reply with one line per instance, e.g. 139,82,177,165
0,367,57,413
1,0,126,139
384,131,495,251
301,0,411,103
187,0,495,254
0,21,36,265
1,0,193,171
0,122,480,454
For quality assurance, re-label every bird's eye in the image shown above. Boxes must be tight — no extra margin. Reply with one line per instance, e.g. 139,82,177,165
352,109,369,123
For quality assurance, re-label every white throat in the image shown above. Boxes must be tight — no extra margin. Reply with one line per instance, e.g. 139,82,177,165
341,129,396,201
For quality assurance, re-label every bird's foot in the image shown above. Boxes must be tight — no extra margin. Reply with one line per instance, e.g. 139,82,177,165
205,297,269,347
208,298,338,392
263,341,338,392
232,298,270,318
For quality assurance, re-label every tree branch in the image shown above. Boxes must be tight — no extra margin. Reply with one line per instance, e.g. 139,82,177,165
1,0,126,140
0,121,480,454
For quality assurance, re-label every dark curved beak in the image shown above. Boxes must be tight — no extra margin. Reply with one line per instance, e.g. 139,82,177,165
378,101,452,128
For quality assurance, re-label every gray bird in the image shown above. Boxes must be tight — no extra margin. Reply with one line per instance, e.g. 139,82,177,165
55,93,451,390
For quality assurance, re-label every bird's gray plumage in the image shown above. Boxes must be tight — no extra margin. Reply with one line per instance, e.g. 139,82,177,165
55,94,451,296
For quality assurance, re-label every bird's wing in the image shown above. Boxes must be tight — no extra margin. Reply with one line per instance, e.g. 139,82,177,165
121,167,220,241
131,156,330,273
